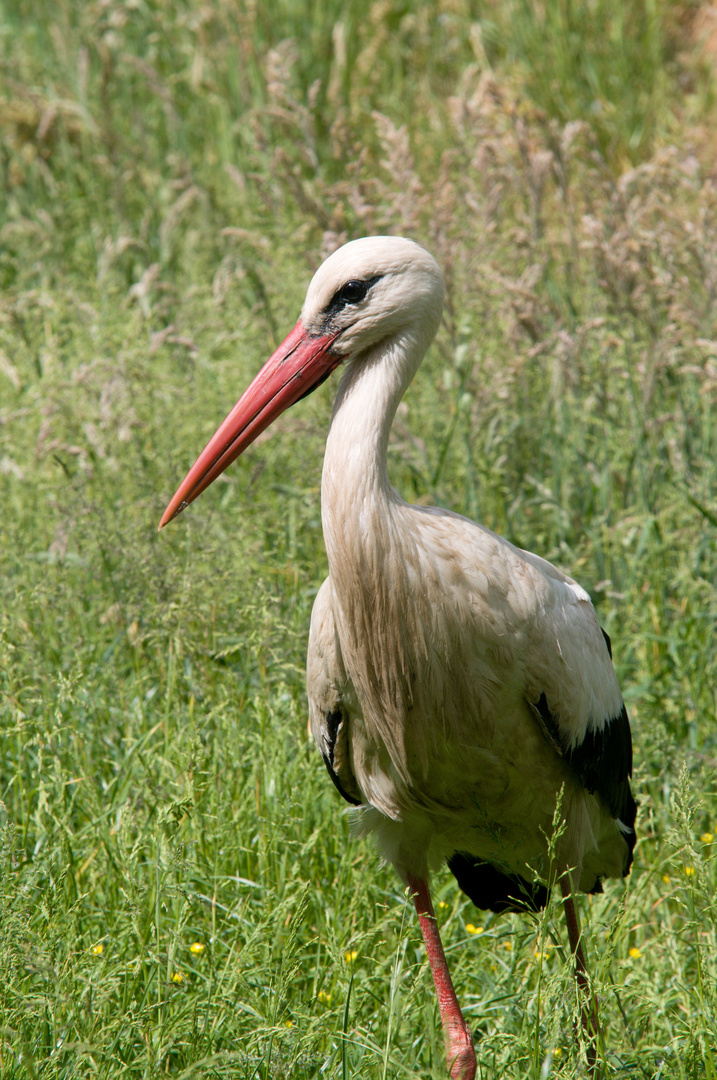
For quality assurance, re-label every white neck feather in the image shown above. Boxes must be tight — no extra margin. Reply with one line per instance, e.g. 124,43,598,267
321,329,424,527
319,330,435,777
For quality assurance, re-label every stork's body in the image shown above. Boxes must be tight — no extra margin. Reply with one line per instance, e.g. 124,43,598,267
160,237,636,1080
309,501,628,893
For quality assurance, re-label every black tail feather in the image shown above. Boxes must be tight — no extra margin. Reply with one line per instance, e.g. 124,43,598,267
448,853,549,914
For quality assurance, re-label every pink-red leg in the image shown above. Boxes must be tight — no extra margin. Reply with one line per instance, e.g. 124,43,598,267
407,875,476,1080
560,875,600,1074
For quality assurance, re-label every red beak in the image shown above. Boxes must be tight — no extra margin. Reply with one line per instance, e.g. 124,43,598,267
159,321,340,529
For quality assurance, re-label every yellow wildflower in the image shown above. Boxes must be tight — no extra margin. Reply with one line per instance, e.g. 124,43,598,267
466,924,484,935
171,972,185,984
684,866,696,877
317,990,332,1005
90,943,104,956
662,874,671,885
344,950,358,963
189,942,205,955
628,947,642,959
701,833,713,844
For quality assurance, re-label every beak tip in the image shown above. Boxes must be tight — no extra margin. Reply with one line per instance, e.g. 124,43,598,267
158,500,188,531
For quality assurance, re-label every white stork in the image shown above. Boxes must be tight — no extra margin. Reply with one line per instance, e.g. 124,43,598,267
160,236,636,1080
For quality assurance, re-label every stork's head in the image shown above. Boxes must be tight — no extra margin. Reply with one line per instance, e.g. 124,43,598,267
301,236,444,355
159,236,444,528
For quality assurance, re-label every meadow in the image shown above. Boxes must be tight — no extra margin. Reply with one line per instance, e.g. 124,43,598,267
1,1,716,1076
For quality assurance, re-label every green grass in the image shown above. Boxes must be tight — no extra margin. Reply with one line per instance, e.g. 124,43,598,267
1,1,717,1077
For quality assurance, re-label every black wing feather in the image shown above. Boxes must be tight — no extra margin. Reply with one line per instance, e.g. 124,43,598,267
530,684,636,882
320,708,362,806
528,624,636,868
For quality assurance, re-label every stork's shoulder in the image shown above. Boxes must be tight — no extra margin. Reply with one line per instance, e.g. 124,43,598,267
409,502,625,731
308,577,349,724
410,503,589,620
308,578,341,680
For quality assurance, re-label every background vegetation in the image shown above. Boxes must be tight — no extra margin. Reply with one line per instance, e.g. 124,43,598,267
1,0,716,1076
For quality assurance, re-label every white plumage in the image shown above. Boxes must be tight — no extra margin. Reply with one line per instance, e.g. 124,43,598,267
161,236,636,1080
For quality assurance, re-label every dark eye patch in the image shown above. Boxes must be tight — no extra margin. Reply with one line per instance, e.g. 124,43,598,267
320,274,383,329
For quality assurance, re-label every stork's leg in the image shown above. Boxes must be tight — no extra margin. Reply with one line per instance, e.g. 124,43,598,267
560,875,600,1074
407,875,476,1080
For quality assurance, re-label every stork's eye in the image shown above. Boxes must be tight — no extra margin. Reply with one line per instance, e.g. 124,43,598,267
321,274,382,330
338,279,369,304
